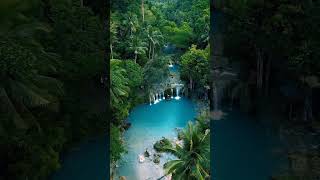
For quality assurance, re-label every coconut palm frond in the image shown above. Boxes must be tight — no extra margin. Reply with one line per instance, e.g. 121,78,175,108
0,86,28,129
7,79,51,108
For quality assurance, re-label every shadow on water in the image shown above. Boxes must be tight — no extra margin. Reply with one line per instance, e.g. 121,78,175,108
50,136,108,180
212,109,287,180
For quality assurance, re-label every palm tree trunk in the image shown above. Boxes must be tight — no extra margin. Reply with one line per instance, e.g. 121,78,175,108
152,43,155,60
141,0,145,22
110,44,114,59
148,41,152,60
134,52,137,63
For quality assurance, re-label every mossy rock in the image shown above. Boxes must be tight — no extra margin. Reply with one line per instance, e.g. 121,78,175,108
153,153,161,164
153,137,172,152
144,149,150,157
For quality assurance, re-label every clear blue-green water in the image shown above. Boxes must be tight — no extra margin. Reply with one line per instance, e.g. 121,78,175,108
116,98,196,180
169,64,179,74
51,102,285,180
212,109,286,180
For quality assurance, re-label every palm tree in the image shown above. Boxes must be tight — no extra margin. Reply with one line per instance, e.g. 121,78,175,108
146,26,164,60
141,0,145,22
110,12,120,60
110,59,130,104
0,1,63,131
129,35,148,63
163,122,210,180
122,12,139,37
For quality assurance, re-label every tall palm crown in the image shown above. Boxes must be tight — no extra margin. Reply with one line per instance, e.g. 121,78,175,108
129,35,148,63
164,122,210,180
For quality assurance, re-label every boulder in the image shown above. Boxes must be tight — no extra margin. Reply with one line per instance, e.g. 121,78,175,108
144,149,150,157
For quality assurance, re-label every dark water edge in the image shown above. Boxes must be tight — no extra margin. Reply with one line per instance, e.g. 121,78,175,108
50,136,108,180
212,109,287,180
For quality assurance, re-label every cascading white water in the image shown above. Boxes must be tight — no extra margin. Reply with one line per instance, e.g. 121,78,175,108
171,88,173,98
154,93,159,104
175,87,181,100
162,91,165,100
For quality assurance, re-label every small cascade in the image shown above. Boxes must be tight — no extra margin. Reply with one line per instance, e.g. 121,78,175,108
159,92,162,101
149,96,152,105
171,88,173,98
162,91,165,100
168,61,173,68
154,93,159,104
175,87,181,100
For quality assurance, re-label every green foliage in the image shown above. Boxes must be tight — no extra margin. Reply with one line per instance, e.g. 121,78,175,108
180,45,210,92
0,1,107,179
154,137,172,152
121,61,143,88
109,0,210,174
163,122,210,180
163,22,193,49
110,124,126,163
110,59,130,104
143,56,169,89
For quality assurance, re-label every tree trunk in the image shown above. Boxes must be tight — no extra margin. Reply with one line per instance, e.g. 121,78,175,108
189,77,193,91
110,44,114,59
141,0,145,22
152,43,155,60
80,0,83,7
134,52,137,63
148,41,152,60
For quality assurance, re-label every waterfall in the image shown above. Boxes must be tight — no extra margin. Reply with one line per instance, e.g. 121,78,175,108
162,91,165,99
154,93,159,104
171,88,173,98
149,96,152,105
159,93,162,101
175,87,181,100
